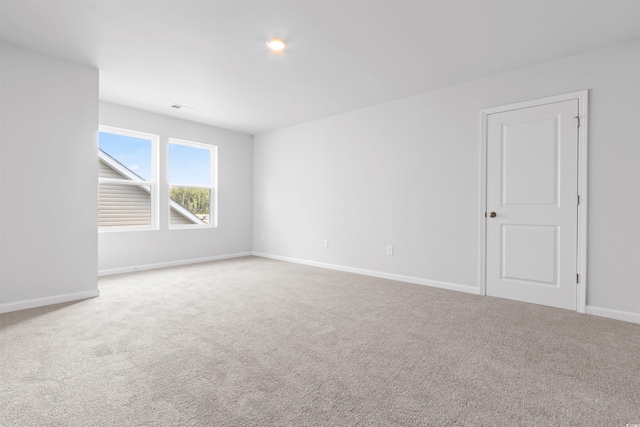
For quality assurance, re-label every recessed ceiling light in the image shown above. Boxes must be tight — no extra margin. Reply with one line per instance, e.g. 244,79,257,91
266,38,286,53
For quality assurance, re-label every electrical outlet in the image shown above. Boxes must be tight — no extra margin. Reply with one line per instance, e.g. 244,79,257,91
323,239,329,248
386,245,394,256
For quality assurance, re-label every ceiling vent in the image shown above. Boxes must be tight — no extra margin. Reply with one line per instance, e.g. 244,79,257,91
171,103,194,110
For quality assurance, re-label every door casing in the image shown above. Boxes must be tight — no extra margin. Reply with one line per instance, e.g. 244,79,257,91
479,90,589,313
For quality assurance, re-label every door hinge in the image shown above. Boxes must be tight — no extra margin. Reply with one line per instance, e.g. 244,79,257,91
577,195,580,205
575,116,580,127
576,273,579,284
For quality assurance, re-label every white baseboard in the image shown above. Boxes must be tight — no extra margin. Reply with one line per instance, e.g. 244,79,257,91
98,252,253,276
0,289,100,314
586,305,640,325
252,252,480,295
253,253,640,325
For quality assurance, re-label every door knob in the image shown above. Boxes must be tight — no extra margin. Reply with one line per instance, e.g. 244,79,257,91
489,212,497,218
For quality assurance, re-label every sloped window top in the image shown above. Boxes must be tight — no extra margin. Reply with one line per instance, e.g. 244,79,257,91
169,139,217,228
98,126,158,232
99,131,153,181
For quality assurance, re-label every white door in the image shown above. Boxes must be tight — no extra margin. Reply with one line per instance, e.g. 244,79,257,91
486,99,579,310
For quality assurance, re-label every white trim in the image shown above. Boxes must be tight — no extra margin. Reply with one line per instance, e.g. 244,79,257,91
167,183,212,190
252,252,481,295
0,290,100,314
251,253,640,326
168,202,207,225
98,126,160,231
481,90,589,115
167,138,218,229
99,151,203,230
211,145,218,227
98,150,148,182
99,125,158,143
478,109,488,297
576,91,589,314
586,305,640,325
479,90,589,313
166,186,210,227
168,137,215,152
97,252,252,276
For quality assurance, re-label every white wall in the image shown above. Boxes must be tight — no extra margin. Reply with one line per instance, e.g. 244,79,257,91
0,42,99,312
253,40,640,317
98,102,253,273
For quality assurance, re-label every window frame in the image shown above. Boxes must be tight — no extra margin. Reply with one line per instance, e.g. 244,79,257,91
98,125,159,233
167,138,218,230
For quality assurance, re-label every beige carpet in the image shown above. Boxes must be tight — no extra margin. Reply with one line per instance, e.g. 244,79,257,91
1,256,639,426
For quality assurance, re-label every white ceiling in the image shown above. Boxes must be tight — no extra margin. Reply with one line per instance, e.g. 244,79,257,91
1,1,638,135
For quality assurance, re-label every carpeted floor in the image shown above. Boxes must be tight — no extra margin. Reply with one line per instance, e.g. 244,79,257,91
1,256,639,426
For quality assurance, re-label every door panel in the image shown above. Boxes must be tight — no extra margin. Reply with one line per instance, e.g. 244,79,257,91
486,99,578,310
502,117,558,206
502,225,557,285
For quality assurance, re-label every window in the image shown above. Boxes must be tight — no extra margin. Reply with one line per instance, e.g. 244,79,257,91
98,126,158,231
97,129,215,231
168,138,217,228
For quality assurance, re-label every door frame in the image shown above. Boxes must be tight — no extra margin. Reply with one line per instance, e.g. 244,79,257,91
478,90,589,313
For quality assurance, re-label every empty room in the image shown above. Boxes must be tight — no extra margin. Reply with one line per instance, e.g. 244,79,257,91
1,1,639,425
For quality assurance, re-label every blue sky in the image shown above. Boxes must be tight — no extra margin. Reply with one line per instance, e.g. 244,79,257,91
168,143,211,186
99,132,210,185
99,132,152,180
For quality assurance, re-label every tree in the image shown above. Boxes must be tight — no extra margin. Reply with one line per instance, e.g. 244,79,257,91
170,187,210,215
